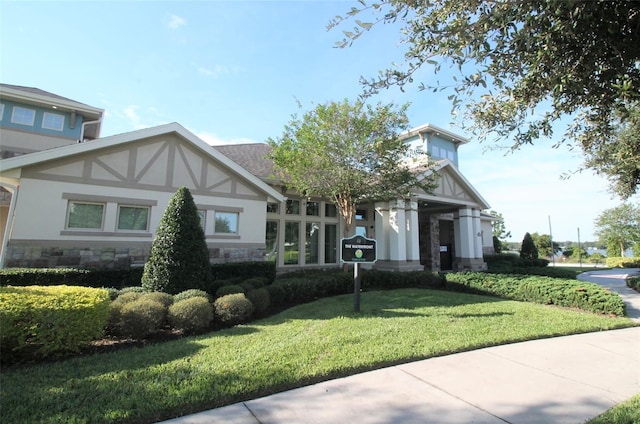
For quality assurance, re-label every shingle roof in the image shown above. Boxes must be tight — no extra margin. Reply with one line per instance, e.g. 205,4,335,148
213,143,277,180
0,83,98,111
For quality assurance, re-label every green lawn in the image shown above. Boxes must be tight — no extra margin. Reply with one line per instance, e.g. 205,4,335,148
587,393,640,424
1,288,636,424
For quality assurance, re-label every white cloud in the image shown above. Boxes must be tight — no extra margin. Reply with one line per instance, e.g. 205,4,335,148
195,131,259,146
167,14,186,30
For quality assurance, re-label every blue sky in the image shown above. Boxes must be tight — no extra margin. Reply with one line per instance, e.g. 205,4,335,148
2,0,635,243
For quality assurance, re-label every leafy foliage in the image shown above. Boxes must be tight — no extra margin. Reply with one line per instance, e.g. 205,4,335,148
142,187,212,294
530,233,560,259
329,1,640,198
168,297,214,334
213,293,254,325
594,203,640,257
0,286,110,363
268,99,437,237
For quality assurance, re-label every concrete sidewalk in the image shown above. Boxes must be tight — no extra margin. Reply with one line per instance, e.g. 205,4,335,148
158,270,640,424
578,268,640,321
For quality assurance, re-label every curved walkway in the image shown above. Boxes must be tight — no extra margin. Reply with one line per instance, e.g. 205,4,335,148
577,268,640,321
159,271,640,424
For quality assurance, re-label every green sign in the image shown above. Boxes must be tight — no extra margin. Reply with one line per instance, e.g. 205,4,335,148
341,235,377,263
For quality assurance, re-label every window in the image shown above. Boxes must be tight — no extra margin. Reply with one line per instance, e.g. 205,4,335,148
197,210,206,231
0,103,4,121
324,224,337,263
356,209,367,220
215,211,238,234
117,206,149,231
306,201,320,216
67,202,104,229
42,112,64,131
265,221,278,262
447,150,455,161
267,202,279,213
431,146,440,158
284,222,299,264
286,199,300,215
325,203,337,218
11,106,35,126
305,222,320,264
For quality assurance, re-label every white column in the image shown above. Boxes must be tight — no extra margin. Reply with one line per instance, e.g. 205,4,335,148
405,200,420,261
374,201,389,261
472,209,483,259
457,207,474,259
389,199,407,262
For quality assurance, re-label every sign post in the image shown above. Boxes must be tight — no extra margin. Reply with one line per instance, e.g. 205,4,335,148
341,235,377,312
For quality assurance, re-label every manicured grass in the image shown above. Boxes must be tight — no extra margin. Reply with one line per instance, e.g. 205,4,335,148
587,393,640,424
1,288,636,424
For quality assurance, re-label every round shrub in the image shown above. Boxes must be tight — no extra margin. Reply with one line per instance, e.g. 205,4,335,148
214,293,254,325
265,284,286,306
118,286,146,295
168,297,214,334
243,277,267,289
246,288,271,314
113,291,143,304
146,292,174,308
216,284,244,297
110,298,165,339
174,289,211,303
238,282,255,293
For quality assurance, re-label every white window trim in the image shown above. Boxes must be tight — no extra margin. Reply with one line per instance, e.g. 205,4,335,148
0,103,5,121
11,106,35,126
42,111,65,131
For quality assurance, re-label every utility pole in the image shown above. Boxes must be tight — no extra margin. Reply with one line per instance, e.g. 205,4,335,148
548,215,555,266
577,227,582,268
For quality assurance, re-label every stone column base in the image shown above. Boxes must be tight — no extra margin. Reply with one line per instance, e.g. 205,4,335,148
454,258,488,272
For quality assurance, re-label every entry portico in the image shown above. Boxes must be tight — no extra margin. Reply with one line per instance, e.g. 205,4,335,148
374,159,491,272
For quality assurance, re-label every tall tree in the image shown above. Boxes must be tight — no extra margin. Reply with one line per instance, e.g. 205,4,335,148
489,210,510,254
142,187,212,294
530,232,560,259
520,232,539,260
594,203,640,257
329,1,640,198
268,99,436,238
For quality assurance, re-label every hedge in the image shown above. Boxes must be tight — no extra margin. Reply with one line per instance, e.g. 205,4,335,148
445,272,625,317
606,257,640,268
0,285,110,363
0,261,277,290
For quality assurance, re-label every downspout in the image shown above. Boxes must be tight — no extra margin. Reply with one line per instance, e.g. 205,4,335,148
0,183,19,268
80,118,102,142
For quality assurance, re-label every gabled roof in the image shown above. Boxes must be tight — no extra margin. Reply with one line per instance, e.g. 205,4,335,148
0,83,104,116
401,123,470,147
417,158,491,209
214,143,275,181
0,122,285,202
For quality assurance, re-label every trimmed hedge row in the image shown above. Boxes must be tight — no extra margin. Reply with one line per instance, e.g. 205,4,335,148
606,257,640,268
0,261,277,291
445,272,625,317
0,285,110,363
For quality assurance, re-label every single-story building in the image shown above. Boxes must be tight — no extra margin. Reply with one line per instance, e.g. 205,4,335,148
0,84,494,272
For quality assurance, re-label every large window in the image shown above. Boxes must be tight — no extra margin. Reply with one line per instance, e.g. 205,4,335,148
42,112,65,131
11,106,35,126
305,222,320,264
306,201,320,216
286,199,300,215
67,202,104,229
284,222,299,265
325,224,337,263
0,104,5,121
265,221,278,262
117,206,149,231
215,211,239,234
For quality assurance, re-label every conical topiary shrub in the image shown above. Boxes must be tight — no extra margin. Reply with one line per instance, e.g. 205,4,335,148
520,232,539,260
142,187,212,294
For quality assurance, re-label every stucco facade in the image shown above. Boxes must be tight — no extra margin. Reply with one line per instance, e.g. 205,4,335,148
1,85,494,272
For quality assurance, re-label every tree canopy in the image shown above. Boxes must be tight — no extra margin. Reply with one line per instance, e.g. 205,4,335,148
268,99,436,237
594,203,640,257
329,0,640,198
